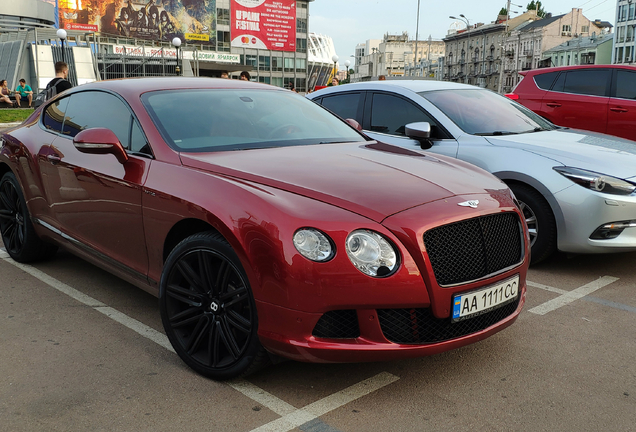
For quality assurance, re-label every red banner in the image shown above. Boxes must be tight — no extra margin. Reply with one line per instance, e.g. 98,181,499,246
231,0,296,52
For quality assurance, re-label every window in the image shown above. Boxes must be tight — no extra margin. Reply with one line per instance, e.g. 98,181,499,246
272,56,283,71
295,58,306,71
534,71,559,90
258,55,270,71
320,93,362,121
296,18,307,33
558,69,610,96
296,38,307,53
216,8,230,25
284,57,294,72
581,25,589,33
615,70,636,99
62,91,135,149
562,25,571,32
42,97,70,133
370,93,442,137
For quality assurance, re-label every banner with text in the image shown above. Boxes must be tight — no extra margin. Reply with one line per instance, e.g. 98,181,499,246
56,0,216,45
230,0,296,52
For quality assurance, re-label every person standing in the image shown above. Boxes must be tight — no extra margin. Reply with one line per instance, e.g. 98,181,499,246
14,79,33,108
239,71,251,81
45,62,73,100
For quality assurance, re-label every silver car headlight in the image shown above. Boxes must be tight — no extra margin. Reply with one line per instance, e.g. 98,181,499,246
345,230,398,277
554,167,636,195
293,228,334,262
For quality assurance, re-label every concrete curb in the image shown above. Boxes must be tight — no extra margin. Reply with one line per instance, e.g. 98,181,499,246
0,122,22,129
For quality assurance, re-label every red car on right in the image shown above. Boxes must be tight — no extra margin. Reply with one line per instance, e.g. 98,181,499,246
506,65,636,141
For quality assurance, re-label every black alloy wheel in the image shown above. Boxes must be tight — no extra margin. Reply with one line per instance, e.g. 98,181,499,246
160,232,267,380
509,183,557,265
0,172,57,262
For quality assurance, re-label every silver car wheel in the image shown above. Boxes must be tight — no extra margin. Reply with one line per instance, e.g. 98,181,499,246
518,200,538,247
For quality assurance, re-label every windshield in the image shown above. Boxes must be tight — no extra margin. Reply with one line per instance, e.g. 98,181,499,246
419,89,555,136
143,89,366,152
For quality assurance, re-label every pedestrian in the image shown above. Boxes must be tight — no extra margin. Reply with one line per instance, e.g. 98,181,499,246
0,80,15,106
45,61,73,100
14,79,33,108
239,71,251,81
220,71,229,79
287,82,298,93
378,75,386,81
328,77,339,86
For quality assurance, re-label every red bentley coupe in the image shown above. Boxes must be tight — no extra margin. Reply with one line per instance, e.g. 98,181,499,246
0,78,529,379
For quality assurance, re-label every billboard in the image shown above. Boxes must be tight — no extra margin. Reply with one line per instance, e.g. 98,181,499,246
56,0,216,45
231,0,296,51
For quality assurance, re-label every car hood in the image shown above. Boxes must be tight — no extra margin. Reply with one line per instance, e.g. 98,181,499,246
180,142,507,222
484,129,636,180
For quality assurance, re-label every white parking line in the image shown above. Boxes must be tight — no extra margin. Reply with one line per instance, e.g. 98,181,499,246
0,249,398,432
528,276,619,315
248,372,400,432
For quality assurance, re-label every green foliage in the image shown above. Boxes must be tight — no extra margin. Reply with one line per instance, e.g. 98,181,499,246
526,0,546,18
499,7,508,16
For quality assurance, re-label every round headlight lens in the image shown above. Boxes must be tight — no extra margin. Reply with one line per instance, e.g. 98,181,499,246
293,228,334,262
345,230,398,277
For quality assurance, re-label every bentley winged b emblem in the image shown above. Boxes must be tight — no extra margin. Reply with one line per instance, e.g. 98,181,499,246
458,200,479,209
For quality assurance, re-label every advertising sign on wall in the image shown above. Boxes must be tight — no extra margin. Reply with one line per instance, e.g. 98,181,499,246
56,0,216,45
231,0,296,52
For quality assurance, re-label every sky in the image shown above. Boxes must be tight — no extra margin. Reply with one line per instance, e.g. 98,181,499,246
308,0,618,67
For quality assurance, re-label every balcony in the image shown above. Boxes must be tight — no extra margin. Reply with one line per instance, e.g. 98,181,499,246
505,50,515,57
486,55,494,61
523,50,533,57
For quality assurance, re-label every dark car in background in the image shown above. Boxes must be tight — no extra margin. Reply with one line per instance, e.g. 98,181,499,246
506,65,636,141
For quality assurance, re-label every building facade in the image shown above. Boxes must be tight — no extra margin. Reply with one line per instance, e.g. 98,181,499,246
541,33,613,67
613,0,635,63
502,8,603,91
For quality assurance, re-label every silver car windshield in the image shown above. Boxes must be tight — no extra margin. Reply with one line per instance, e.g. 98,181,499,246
143,89,366,152
419,89,555,136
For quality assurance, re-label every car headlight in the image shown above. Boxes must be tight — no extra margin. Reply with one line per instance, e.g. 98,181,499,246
293,228,334,262
345,230,398,277
554,167,636,195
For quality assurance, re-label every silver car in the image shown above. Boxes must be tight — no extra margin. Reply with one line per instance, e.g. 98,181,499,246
308,81,636,264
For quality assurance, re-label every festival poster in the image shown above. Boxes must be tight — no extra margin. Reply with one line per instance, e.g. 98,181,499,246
231,0,296,51
56,0,216,45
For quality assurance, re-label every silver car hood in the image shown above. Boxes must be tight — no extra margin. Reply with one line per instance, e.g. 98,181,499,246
484,129,636,180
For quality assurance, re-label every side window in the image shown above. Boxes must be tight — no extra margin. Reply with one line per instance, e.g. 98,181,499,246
370,93,439,137
42,97,70,133
320,93,362,122
130,119,150,153
614,70,636,100
533,71,559,90
551,72,566,92
62,92,134,149
562,69,610,97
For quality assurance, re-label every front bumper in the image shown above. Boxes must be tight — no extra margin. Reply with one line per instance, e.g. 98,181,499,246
255,284,526,363
555,185,636,253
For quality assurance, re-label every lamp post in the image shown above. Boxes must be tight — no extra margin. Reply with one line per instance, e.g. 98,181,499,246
449,15,470,83
414,0,421,77
331,54,339,82
56,29,67,64
344,59,351,83
172,37,182,76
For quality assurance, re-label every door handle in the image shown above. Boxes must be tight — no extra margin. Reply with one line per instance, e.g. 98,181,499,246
610,107,628,113
546,102,562,108
46,154,61,164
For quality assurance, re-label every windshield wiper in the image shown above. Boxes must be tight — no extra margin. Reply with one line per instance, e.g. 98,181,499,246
475,131,520,136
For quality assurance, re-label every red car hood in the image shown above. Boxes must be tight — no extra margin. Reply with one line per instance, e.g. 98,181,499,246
180,142,507,222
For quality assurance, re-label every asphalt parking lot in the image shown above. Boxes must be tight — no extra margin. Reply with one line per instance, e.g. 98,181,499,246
1,241,635,432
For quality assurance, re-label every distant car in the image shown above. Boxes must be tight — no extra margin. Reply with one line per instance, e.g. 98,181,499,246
308,80,636,264
505,65,636,141
0,77,529,380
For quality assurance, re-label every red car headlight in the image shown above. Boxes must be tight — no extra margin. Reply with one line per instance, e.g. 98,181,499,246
293,228,335,262
345,230,399,277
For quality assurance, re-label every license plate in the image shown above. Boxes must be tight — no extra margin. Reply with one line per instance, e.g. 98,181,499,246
452,275,519,322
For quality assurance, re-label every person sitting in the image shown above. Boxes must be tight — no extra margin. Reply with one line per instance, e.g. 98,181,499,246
14,79,33,108
220,71,229,79
0,80,16,107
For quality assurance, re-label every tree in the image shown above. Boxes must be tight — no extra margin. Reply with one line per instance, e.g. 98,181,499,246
499,7,508,16
526,0,547,18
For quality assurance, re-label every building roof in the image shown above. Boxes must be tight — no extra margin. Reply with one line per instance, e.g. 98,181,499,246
517,14,566,32
543,34,613,53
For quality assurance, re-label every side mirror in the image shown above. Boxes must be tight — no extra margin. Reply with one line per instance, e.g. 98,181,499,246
345,118,362,131
73,128,129,164
405,122,433,150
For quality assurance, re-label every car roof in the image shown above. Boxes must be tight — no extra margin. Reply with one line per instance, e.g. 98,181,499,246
520,64,636,76
65,77,283,99
310,80,479,97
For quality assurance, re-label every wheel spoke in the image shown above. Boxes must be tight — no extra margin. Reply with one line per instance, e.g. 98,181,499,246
218,316,241,359
170,305,204,327
166,283,205,307
220,285,246,301
198,251,217,295
215,260,231,294
5,222,17,251
186,316,211,355
224,291,249,309
226,310,251,334
0,186,16,212
176,260,206,293
0,209,13,220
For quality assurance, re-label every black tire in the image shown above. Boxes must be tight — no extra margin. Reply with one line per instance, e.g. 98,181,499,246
159,231,268,380
0,172,57,262
509,183,556,265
